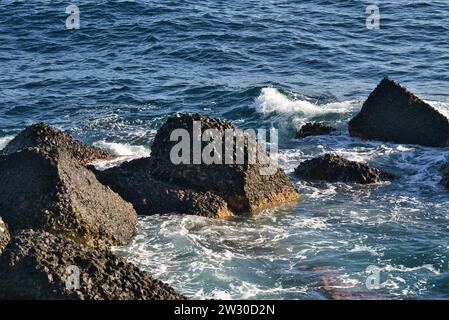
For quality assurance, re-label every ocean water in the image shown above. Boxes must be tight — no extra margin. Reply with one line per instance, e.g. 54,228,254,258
1,0,449,299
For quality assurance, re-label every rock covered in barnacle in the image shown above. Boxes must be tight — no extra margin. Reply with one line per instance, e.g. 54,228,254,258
0,230,186,300
294,153,394,184
149,113,300,213
349,77,449,147
0,148,137,247
93,157,233,218
295,122,336,139
2,123,114,164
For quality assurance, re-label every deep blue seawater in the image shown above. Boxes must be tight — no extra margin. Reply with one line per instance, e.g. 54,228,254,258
1,0,449,299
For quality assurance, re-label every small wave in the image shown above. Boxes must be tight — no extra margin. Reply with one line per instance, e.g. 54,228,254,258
254,87,357,116
0,135,15,151
427,100,449,120
91,140,151,170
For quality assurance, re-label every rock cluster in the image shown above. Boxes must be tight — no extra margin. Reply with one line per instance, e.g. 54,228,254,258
0,124,183,300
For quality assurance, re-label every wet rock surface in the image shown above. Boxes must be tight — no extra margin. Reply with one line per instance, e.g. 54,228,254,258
2,123,114,164
349,77,449,147
94,157,233,218
0,230,186,300
149,113,300,213
294,153,394,184
0,217,10,254
296,122,336,139
0,148,137,247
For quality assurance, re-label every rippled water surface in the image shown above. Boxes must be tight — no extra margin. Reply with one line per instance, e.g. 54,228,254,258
1,1,449,299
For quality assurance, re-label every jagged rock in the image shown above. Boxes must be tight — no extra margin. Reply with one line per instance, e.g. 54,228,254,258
295,122,336,139
149,113,300,213
349,77,449,147
294,153,394,184
93,158,233,218
2,123,114,164
0,230,186,300
0,217,10,254
0,148,137,247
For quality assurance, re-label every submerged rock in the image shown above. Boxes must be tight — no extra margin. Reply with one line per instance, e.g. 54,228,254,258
0,148,137,247
294,153,394,184
295,122,336,139
0,230,186,300
349,77,449,147
0,217,10,254
2,123,114,164
93,158,233,218
439,162,449,189
149,113,300,213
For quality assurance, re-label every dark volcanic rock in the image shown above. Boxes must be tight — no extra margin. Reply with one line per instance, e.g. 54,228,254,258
0,230,186,300
295,122,336,139
94,157,233,218
294,153,394,184
0,148,137,247
149,113,300,213
2,123,114,164
0,217,10,254
349,77,449,147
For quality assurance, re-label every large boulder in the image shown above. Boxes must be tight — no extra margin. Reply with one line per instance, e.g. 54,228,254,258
295,122,336,139
0,230,186,300
93,158,232,218
294,153,394,184
0,148,137,247
0,217,10,254
2,123,114,164
149,113,300,213
349,77,449,147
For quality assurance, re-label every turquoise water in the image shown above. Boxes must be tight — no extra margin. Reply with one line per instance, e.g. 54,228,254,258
1,1,449,299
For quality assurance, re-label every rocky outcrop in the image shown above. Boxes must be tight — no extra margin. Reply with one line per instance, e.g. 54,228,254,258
349,77,449,147
93,158,232,218
149,113,300,213
294,153,394,184
2,123,114,164
295,122,336,139
0,230,186,300
0,217,10,254
0,148,137,247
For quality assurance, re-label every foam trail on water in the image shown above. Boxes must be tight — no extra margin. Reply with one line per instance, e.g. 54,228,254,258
254,87,357,116
0,135,15,151
92,140,151,170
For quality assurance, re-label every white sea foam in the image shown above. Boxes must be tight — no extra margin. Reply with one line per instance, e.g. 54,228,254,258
0,135,15,151
427,100,449,119
254,87,357,116
91,140,151,170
